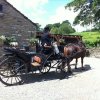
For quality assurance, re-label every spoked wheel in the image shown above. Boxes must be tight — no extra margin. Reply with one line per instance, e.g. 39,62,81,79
0,57,27,86
39,54,52,74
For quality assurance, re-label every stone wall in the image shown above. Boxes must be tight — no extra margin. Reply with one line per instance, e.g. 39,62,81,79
0,0,37,44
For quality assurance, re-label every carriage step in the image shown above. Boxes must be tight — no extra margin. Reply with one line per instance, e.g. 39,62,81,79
31,62,41,67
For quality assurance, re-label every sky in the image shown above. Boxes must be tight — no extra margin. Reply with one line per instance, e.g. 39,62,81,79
7,0,88,32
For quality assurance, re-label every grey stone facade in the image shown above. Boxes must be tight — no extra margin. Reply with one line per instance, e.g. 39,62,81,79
0,0,37,44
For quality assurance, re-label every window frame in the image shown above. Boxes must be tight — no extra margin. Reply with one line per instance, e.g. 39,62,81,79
0,4,3,12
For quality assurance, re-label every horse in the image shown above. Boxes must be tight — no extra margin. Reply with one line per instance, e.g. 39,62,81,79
62,40,86,73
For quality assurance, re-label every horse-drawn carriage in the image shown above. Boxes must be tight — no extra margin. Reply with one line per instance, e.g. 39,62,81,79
0,33,86,86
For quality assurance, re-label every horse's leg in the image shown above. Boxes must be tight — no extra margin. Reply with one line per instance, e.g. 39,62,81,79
81,57,85,70
61,59,66,72
75,58,78,69
67,61,72,73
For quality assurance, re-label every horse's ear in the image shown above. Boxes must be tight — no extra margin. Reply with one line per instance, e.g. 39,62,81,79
79,40,86,48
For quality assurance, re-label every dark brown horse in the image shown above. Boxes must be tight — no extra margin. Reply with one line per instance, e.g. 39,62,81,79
62,41,86,73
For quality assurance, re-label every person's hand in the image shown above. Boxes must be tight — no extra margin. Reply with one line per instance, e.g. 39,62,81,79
44,43,51,48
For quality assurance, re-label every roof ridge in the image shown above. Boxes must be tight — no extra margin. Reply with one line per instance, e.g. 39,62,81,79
5,0,37,27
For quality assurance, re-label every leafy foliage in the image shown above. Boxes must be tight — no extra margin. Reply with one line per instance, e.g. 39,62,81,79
50,27,59,34
36,23,43,31
46,20,76,34
3,37,17,46
29,38,38,46
66,0,100,29
73,31,100,47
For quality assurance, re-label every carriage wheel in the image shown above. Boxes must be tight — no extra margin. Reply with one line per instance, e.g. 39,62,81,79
39,54,52,74
0,57,27,86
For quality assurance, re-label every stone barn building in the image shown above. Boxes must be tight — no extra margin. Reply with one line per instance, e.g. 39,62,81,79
0,0,37,44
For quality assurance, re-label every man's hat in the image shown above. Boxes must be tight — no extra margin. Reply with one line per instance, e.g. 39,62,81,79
44,26,50,32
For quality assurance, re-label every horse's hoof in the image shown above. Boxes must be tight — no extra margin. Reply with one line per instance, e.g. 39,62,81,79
57,66,61,69
56,68,61,73
68,70,72,73
61,69,66,73
82,67,85,70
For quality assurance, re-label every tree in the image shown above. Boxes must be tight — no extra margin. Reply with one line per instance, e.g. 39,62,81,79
45,24,53,30
45,20,76,34
65,0,100,29
59,23,75,34
50,27,59,34
62,20,71,25
36,23,42,31
53,23,60,28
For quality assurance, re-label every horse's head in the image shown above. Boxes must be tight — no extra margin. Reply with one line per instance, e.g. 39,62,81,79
78,40,86,48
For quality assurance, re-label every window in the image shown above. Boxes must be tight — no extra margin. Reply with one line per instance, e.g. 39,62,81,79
0,4,4,17
0,4,3,12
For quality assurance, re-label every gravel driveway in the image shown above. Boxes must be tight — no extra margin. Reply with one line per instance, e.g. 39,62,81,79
0,57,100,100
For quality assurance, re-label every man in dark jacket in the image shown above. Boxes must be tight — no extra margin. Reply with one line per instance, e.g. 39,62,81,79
41,26,52,54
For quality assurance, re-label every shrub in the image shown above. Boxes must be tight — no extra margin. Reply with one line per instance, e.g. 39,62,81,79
73,31,100,48
0,35,6,46
29,38,38,46
3,37,17,46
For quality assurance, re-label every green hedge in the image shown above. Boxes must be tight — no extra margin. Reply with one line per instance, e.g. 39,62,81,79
73,31,100,48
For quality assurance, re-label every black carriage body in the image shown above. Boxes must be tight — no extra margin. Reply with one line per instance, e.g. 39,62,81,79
4,47,35,62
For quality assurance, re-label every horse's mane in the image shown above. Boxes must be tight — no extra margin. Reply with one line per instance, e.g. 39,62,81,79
66,40,86,48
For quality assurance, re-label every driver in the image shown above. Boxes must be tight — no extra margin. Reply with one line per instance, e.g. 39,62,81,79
41,26,52,54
